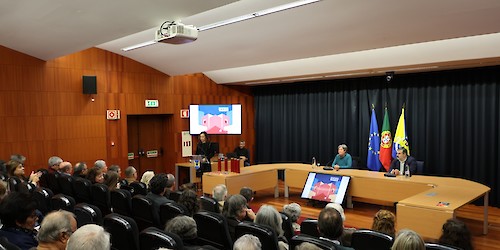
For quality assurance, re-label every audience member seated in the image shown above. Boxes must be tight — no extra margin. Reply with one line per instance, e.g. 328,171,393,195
108,165,121,176
392,229,425,250
295,242,322,250
317,207,354,250
0,192,39,250
179,182,197,192
146,173,173,216
123,166,138,184
283,202,302,234
178,189,200,217
103,171,120,191
59,161,73,176
331,144,352,169
39,156,63,194
240,187,256,221
140,170,155,188
72,162,88,178
86,167,105,184
164,215,199,248
10,154,26,165
165,173,176,197
438,218,473,250
213,184,228,212
254,205,288,250
36,210,77,250
66,224,110,250
6,160,40,191
233,234,261,250
325,203,356,246
371,209,396,237
93,160,108,173
222,194,251,242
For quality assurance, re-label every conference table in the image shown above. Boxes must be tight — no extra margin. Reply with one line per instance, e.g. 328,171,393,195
181,162,489,239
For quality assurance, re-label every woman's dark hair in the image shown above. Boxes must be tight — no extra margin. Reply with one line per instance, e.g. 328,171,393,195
86,167,102,184
0,192,37,227
199,131,209,141
222,194,247,219
177,189,200,217
104,171,119,191
438,218,473,250
6,160,22,178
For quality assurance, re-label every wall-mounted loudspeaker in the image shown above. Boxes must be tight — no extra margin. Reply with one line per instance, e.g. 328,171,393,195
82,76,97,94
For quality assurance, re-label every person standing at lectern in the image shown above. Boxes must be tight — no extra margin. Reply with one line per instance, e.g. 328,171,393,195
332,144,352,170
234,140,250,166
196,131,216,174
389,148,417,176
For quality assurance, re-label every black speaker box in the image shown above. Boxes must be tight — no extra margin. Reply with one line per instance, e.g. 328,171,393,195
82,76,97,94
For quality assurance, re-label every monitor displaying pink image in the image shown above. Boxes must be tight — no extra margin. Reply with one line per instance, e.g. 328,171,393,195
300,172,351,204
189,104,242,135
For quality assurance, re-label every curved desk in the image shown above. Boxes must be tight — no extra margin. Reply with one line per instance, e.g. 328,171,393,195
196,163,489,239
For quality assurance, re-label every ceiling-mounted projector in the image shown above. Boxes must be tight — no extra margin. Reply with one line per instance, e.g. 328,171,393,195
155,22,198,44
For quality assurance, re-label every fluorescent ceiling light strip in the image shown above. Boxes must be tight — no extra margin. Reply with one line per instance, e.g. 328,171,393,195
121,40,157,51
198,0,320,31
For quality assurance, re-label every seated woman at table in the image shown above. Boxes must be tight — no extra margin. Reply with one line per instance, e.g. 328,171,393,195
331,144,352,170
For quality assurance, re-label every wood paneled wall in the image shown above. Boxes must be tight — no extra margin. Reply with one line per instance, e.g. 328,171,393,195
0,46,255,176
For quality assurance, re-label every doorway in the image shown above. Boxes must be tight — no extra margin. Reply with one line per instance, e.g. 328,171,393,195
127,114,172,177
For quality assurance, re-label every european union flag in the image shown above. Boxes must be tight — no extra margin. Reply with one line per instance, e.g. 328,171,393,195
367,109,382,171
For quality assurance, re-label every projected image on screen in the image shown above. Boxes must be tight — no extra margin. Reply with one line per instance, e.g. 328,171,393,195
300,172,351,204
189,104,242,135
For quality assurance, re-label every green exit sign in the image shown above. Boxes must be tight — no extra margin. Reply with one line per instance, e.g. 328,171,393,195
145,99,159,108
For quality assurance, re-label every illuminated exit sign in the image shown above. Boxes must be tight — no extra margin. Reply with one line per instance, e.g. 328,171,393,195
145,99,159,108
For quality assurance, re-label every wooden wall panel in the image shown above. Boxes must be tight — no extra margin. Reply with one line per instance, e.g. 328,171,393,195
0,46,255,177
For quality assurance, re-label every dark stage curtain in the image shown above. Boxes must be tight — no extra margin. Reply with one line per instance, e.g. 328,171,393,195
253,66,500,207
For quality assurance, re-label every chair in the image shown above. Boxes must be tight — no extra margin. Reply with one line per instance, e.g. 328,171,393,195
235,221,279,250
280,212,294,242
111,189,132,216
300,219,320,237
159,202,188,226
73,177,92,203
425,243,461,250
168,190,182,202
131,195,160,231
290,235,337,250
351,156,360,169
51,193,76,212
33,187,53,215
200,195,219,213
351,229,393,250
103,213,140,250
139,227,184,250
129,182,148,195
91,183,112,215
193,211,233,250
57,174,74,196
74,203,103,227
416,161,425,174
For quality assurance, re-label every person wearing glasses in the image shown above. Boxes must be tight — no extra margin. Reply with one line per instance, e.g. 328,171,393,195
0,192,39,250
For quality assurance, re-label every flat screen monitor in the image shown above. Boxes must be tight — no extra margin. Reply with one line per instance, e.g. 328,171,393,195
189,104,242,135
300,172,351,204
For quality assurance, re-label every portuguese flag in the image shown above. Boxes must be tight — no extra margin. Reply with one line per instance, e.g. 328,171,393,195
379,107,392,171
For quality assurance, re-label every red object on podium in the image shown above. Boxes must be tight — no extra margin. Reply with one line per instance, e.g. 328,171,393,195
231,159,240,173
217,160,222,172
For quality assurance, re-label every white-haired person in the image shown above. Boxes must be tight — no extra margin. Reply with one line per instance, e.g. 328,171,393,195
391,229,425,250
325,203,356,247
254,205,288,250
66,224,110,250
234,234,261,250
212,184,228,212
283,202,302,234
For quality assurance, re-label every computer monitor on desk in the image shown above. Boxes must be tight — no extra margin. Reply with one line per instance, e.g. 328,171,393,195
300,172,351,204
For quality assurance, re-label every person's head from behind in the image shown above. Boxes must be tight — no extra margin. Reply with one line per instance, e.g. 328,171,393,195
149,173,169,195
124,166,137,180
325,203,345,222
254,205,284,237
108,165,121,176
396,148,408,161
103,171,120,190
213,184,228,202
66,224,110,250
48,156,63,170
337,144,348,156
73,162,88,177
37,210,77,249
296,242,322,250
239,187,253,203
0,192,38,230
392,229,425,250
178,189,200,217
199,131,209,143
166,173,175,191
283,202,302,223
60,162,73,174
371,209,396,237
140,170,155,187
438,218,473,250
165,215,197,241
233,234,261,250
317,207,343,240
222,194,248,221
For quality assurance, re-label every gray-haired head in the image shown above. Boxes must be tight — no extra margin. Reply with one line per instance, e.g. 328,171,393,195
164,215,197,240
10,154,26,164
283,202,302,222
254,205,284,236
66,224,110,250
48,156,63,168
38,210,76,243
93,160,106,170
166,173,175,189
392,229,425,250
213,184,228,202
337,144,348,151
325,203,345,222
233,234,261,250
